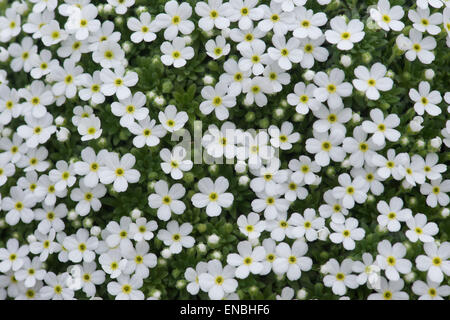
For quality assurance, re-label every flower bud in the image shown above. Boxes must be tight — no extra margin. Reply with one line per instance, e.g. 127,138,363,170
131,208,142,220
424,69,435,80
318,227,329,241
161,248,172,259
297,288,308,300
211,250,222,259
303,70,315,81
340,55,352,67
90,226,101,236
239,175,250,186
430,136,442,149
234,160,247,174
202,74,214,85
2,127,12,137
56,127,70,142
83,218,93,228
207,234,220,245
27,234,37,243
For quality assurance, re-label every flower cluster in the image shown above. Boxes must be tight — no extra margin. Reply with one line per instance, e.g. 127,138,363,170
0,0,448,300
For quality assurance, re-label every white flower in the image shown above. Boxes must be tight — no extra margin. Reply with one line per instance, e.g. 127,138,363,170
312,104,352,135
332,173,369,209
99,249,128,279
376,197,412,232
323,258,358,296
157,220,195,254
198,259,238,300
17,114,56,148
159,146,193,180
352,253,381,287
258,2,294,35
305,130,346,167
160,36,195,68
111,92,149,128
368,277,409,300
405,213,438,243
224,0,264,30
0,8,21,42
237,212,266,240
416,0,444,9
238,41,270,76
330,217,366,250
267,35,303,70
70,180,106,217
370,0,405,31
107,274,144,300
249,158,287,195
362,108,400,146
129,117,166,148
184,261,208,295
268,121,300,150
242,76,273,107
15,257,46,288
371,148,406,180
153,0,195,40
74,147,105,188
376,240,412,281
219,58,251,96
127,12,157,43
158,104,188,133
64,4,100,41
129,217,158,242
34,203,67,234
289,155,320,185
107,0,135,15
40,20,67,46
352,63,393,100
100,66,138,100
412,279,450,300
416,242,450,283
313,68,353,109
78,116,102,141
202,122,238,159
29,229,59,262
227,241,265,279
200,82,236,120
77,71,105,105
92,40,124,69
408,7,442,35
396,29,436,64
325,16,365,51
73,262,105,298
63,228,98,263
121,240,157,278
287,82,322,114
148,180,186,221
273,240,312,281
2,186,36,226
409,81,442,116
195,0,230,31
0,238,29,273
191,176,234,217
290,208,325,242
272,0,306,12
299,36,329,69
251,191,290,220
40,272,74,300
206,35,230,60
98,152,140,192
420,178,450,208
292,6,327,39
